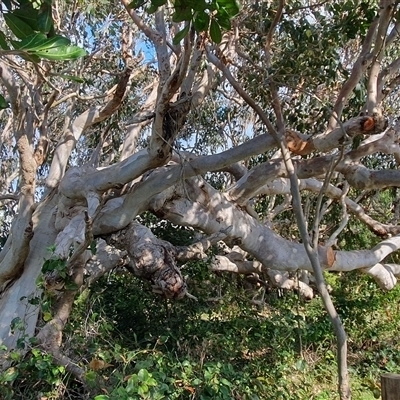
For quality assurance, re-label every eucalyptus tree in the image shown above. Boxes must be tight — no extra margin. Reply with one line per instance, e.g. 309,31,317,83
1,0,400,398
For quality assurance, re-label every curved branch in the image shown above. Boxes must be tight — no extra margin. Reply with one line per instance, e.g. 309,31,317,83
327,16,379,131
46,68,133,189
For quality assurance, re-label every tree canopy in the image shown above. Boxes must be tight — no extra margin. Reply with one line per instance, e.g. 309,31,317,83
1,0,400,398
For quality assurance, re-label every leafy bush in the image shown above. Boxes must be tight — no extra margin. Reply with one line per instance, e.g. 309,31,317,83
2,260,399,399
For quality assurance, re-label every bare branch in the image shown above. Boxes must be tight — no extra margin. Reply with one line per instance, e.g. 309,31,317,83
366,0,395,114
327,16,379,131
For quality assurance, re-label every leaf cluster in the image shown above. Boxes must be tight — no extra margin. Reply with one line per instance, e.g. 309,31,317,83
0,0,86,62
130,0,240,43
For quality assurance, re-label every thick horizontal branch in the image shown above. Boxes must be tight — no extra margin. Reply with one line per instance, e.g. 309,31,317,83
94,134,276,233
289,114,387,155
148,176,400,290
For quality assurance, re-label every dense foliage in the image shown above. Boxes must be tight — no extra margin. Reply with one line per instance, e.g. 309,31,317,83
2,268,400,399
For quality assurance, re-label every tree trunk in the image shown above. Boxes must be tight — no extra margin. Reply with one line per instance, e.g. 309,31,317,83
0,192,58,358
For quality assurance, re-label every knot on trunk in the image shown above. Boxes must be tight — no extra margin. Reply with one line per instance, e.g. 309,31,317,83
285,129,315,155
152,263,187,299
129,241,187,299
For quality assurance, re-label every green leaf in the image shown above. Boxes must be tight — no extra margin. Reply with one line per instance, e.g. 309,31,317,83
172,7,193,22
295,359,307,371
138,368,149,381
43,311,52,322
220,378,232,386
137,384,148,395
185,0,208,12
193,11,210,32
0,31,10,50
173,24,190,45
4,12,35,39
216,10,231,30
218,0,240,17
210,19,222,43
34,45,87,61
13,6,40,31
38,3,53,34
12,34,70,51
147,3,158,13
151,0,167,6
10,351,21,361
90,240,97,255
37,35,71,50
29,337,39,345
27,296,41,305
86,370,97,382
42,258,59,273
216,17,231,31
3,367,18,382
10,317,24,331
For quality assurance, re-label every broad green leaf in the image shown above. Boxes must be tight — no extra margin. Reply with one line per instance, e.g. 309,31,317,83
85,370,97,382
34,45,87,61
172,7,193,22
38,3,53,34
295,359,307,371
0,94,9,109
27,296,40,305
216,0,239,7
28,337,39,345
12,34,70,51
210,19,222,43
172,24,190,45
216,17,231,31
0,31,10,50
138,368,149,381
13,6,40,31
216,10,231,30
217,0,240,17
10,351,21,360
4,13,35,39
220,377,232,386
147,3,158,13
43,311,52,322
151,0,167,6
10,317,24,331
11,33,48,50
193,11,210,32
3,367,18,382
42,258,60,273
184,0,208,12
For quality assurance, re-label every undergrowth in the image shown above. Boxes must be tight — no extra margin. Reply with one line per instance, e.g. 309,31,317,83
1,268,399,399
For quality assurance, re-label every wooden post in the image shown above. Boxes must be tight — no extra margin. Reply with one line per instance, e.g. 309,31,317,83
381,374,400,400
